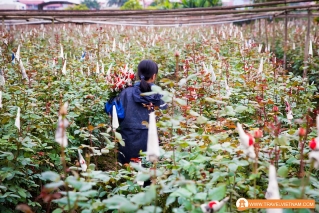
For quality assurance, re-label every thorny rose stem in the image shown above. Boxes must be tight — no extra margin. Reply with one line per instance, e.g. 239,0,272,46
60,118,71,212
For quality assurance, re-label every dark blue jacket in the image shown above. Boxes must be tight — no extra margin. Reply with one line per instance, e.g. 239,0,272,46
119,82,167,129
117,82,167,164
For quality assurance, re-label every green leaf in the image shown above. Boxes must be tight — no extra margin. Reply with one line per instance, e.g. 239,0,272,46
196,116,208,124
225,106,236,116
236,160,249,167
189,110,200,117
186,183,197,194
45,180,65,189
166,196,176,207
175,98,187,106
151,85,162,93
296,209,311,213
115,132,125,146
52,208,63,213
277,166,289,178
194,192,207,200
17,189,27,199
235,105,248,113
135,173,151,182
145,184,156,202
192,154,209,163
131,193,147,205
178,78,187,87
228,163,238,172
208,184,226,201
142,206,162,213
278,136,288,146
170,188,193,198
41,171,60,182
186,74,198,81
283,209,294,213
205,97,227,105
103,195,138,212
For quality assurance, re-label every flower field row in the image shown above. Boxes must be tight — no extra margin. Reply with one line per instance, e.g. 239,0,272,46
0,21,318,213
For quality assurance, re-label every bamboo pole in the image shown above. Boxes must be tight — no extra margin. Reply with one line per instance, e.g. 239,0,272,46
0,4,318,18
303,10,311,79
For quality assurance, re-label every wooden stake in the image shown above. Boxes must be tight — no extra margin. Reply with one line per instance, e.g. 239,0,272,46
2,16,4,32
51,18,54,38
272,18,275,52
265,19,268,51
303,10,311,79
259,19,261,38
283,11,288,70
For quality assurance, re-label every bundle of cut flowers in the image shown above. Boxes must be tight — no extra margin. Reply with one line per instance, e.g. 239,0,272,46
106,64,135,99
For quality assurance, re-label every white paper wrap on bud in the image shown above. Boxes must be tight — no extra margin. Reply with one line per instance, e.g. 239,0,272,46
225,80,232,98
137,161,144,186
19,60,28,80
203,62,208,74
210,64,216,82
112,105,119,129
62,60,67,75
266,165,282,213
201,197,229,213
258,44,262,53
107,64,112,77
237,123,256,159
309,40,313,56
15,107,20,131
112,38,116,52
266,165,280,199
0,91,2,108
309,151,319,169
78,149,87,171
146,112,160,162
101,63,105,74
16,45,20,61
96,62,99,74
258,57,263,74
287,110,293,123
55,115,69,147
0,74,5,86
60,44,64,58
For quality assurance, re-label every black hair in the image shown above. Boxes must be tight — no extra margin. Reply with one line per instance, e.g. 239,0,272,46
137,59,158,93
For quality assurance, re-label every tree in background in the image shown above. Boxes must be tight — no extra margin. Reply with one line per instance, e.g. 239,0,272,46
181,0,221,8
83,0,100,10
151,0,220,9
65,4,89,10
108,0,128,7
121,0,142,9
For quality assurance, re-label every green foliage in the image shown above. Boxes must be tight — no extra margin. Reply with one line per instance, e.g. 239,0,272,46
121,0,143,10
107,0,128,7
83,0,100,10
181,0,221,8
1,21,319,213
65,4,89,10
